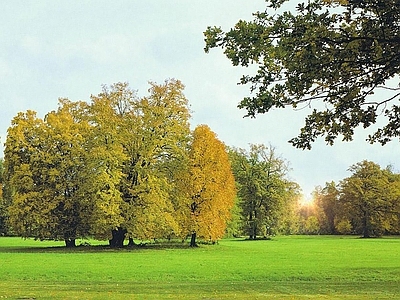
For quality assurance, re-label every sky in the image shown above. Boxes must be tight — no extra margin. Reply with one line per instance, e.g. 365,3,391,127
0,1,399,199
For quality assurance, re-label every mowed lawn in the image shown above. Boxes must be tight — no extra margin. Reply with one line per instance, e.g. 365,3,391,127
0,236,399,299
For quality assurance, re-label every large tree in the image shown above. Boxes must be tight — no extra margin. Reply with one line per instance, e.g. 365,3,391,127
339,160,400,237
86,80,191,247
4,103,94,247
118,79,191,246
204,0,400,149
182,125,236,247
229,144,296,239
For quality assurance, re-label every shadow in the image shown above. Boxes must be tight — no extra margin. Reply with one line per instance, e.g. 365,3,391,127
0,241,196,253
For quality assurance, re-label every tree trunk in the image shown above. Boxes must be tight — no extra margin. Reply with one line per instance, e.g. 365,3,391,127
65,239,76,248
362,210,371,238
190,232,197,247
127,237,135,247
109,228,127,248
249,211,255,240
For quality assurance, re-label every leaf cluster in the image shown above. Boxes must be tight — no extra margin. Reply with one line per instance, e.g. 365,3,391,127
204,0,400,149
313,161,400,236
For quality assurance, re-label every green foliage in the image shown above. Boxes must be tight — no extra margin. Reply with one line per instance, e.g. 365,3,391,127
4,105,94,244
204,0,400,149
229,144,299,238
1,236,400,298
224,196,243,238
310,163,400,237
302,216,320,235
313,182,339,234
339,160,400,237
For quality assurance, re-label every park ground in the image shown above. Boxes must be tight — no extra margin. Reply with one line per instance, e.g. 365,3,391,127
0,235,399,299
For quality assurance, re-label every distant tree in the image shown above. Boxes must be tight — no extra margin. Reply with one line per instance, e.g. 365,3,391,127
229,144,295,239
303,216,320,235
224,196,243,238
385,170,400,234
204,0,400,149
313,182,339,234
276,181,301,235
183,125,236,247
339,160,400,238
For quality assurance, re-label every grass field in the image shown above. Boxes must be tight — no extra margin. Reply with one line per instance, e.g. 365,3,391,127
0,235,399,299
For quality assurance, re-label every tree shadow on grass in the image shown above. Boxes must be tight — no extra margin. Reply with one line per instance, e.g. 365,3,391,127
0,240,200,253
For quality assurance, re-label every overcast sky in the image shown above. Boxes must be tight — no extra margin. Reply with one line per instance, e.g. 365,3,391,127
1,1,399,199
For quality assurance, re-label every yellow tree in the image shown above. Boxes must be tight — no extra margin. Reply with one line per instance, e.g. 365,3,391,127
4,111,48,240
121,80,191,244
4,103,96,247
183,125,236,247
90,80,191,247
0,157,6,234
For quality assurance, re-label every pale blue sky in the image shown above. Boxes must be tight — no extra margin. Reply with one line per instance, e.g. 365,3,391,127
1,1,399,198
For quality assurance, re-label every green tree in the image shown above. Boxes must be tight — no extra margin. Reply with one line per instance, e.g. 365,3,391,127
123,80,191,245
313,182,339,234
204,0,400,149
229,144,295,239
339,160,399,238
183,125,236,247
276,181,301,235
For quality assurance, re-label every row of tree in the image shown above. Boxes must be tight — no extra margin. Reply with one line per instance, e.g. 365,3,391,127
0,80,238,247
2,80,397,246
302,161,400,237
0,80,302,247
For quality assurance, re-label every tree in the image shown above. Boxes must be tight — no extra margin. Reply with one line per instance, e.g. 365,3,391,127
313,182,339,234
339,160,400,237
204,0,400,149
4,104,94,247
0,157,7,235
229,144,295,239
182,125,236,247
89,80,191,247
4,80,193,247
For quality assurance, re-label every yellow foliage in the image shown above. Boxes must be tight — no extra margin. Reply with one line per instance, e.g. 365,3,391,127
184,125,236,242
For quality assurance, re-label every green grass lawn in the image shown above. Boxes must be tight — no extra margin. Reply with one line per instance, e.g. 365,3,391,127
0,235,399,299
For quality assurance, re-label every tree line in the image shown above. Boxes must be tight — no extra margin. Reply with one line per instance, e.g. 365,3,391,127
0,80,300,247
300,161,400,237
0,80,238,247
1,80,398,246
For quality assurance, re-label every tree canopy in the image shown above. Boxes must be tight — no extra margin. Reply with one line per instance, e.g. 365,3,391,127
309,161,400,237
339,161,400,237
229,144,299,238
204,0,400,149
183,125,236,247
2,80,261,247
